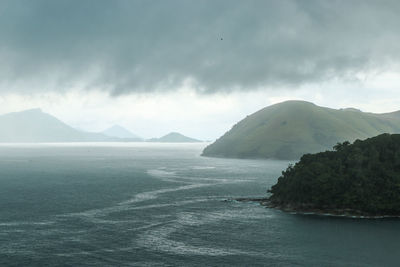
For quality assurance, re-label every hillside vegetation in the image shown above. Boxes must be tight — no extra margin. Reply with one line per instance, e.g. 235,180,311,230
268,134,400,216
202,101,400,160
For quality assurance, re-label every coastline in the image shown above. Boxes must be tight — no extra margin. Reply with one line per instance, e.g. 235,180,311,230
235,197,400,219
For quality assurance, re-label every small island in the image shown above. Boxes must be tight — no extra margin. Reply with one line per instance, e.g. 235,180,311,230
147,132,202,143
245,134,400,218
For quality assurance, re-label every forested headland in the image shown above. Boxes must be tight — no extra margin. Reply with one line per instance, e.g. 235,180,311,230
267,134,400,217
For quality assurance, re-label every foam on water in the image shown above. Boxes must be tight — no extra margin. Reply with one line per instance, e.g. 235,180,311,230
57,165,247,225
0,144,398,267
137,225,246,256
146,169,177,178
0,221,55,227
191,166,216,170
119,183,209,205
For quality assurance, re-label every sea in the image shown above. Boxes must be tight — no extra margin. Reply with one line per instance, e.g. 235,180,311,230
0,143,398,266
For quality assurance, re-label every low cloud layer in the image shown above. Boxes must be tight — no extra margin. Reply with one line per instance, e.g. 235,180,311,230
1,0,400,94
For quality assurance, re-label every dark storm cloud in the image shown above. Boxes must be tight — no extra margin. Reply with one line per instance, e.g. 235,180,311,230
0,0,399,94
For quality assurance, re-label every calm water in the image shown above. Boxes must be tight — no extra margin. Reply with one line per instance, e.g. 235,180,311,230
0,143,398,266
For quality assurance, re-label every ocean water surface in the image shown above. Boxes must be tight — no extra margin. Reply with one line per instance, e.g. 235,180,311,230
0,143,398,266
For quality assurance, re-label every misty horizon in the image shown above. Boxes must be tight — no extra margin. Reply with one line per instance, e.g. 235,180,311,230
3,99,400,142
0,0,400,141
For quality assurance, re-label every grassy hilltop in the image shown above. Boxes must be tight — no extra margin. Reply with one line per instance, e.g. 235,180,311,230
202,101,400,160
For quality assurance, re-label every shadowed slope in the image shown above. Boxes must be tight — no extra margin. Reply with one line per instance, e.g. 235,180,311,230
268,134,400,216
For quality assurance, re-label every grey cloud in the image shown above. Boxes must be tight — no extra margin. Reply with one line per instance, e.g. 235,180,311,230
0,0,400,94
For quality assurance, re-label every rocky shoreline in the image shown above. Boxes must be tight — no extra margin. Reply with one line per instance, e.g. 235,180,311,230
235,197,400,219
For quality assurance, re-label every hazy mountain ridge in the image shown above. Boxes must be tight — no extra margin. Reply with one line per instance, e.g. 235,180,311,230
0,109,117,142
102,125,142,140
202,101,400,160
147,132,201,143
0,109,201,143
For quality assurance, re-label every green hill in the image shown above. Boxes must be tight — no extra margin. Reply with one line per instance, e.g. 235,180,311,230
202,101,400,160
267,134,400,216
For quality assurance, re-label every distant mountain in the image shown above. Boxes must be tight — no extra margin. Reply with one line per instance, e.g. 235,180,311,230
148,132,201,143
102,125,142,140
0,109,112,142
202,100,400,160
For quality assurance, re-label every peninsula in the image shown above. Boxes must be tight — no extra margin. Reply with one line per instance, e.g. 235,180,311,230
243,134,400,217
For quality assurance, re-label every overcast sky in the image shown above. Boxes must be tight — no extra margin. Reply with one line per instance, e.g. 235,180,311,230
1,0,400,139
